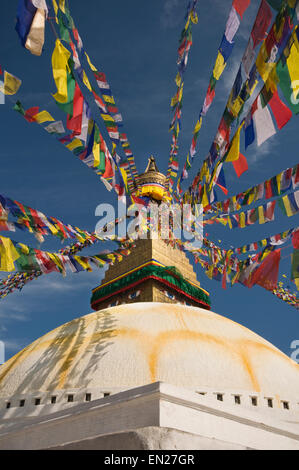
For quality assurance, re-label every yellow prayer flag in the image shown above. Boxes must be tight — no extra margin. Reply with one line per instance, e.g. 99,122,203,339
171,94,178,107
258,205,265,224
92,141,100,168
1,71,22,95
120,168,128,191
228,95,244,117
102,94,115,104
178,84,184,103
83,70,92,92
239,212,246,228
266,67,279,93
201,184,209,208
194,118,202,134
0,237,20,272
175,72,182,88
213,51,226,81
34,110,55,124
191,11,198,24
52,39,71,103
58,0,65,12
256,42,275,83
52,0,59,23
282,194,293,216
184,15,191,31
18,243,30,254
66,139,83,151
85,52,97,72
225,122,244,162
101,113,115,122
48,253,64,272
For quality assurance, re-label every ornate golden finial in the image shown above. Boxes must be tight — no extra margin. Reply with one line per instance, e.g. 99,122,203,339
136,156,167,202
144,156,159,174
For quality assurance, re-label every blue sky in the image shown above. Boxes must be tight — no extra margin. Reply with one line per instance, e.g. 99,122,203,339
0,0,298,362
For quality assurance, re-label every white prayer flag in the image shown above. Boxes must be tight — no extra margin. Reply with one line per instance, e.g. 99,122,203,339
253,96,276,147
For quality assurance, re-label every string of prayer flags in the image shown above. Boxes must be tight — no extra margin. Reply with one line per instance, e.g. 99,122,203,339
0,271,43,300
183,0,294,201
0,192,104,244
51,2,138,192
234,227,297,254
175,0,251,196
272,283,299,309
202,163,299,217
166,0,199,192
0,235,136,299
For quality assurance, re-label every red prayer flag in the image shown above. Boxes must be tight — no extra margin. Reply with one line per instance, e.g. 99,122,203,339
251,0,272,48
67,82,84,135
232,152,248,177
24,106,39,122
264,200,276,222
233,0,250,19
248,249,281,291
268,90,292,130
265,180,273,199
292,230,299,249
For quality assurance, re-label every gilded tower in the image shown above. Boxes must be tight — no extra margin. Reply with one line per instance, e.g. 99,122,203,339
91,157,210,311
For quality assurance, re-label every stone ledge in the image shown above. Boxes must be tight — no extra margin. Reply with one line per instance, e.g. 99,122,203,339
0,382,298,450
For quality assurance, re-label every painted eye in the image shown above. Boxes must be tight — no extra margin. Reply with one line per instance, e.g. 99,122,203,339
108,300,120,308
128,290,141,300
164,291,175,300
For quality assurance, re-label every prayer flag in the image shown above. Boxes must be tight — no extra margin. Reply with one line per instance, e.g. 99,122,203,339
15,0,37,47
225,122,244,162
251,0,272,48
52,39,72,104
33,110,55,124
268,89,292,129
0,237,20,272
249,249,281,291
253,95,276,146
232,152,248,177
232,0,250,19
25,8,45,56
1,71,22,95
225,7,240,43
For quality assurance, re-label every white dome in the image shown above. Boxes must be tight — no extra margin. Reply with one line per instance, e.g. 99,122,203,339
0,303,298,400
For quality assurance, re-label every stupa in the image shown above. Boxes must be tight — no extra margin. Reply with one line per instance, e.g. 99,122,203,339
0,158,299,450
